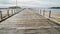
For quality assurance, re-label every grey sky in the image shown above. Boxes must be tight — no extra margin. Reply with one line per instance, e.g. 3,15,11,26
0,0,60,8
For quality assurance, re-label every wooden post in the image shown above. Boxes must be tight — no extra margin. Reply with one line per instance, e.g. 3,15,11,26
7,10,9,16
11,10,13,15
14,9,15,14
43,10,45,16
16,9,17,13
49,10,51,18
0,11,2,19
40,9,41,14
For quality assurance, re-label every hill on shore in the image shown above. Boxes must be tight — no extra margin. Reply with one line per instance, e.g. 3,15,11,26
9,6,21,9
49,7,60,9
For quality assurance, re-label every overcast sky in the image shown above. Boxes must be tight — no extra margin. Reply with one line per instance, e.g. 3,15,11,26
0,0,60,8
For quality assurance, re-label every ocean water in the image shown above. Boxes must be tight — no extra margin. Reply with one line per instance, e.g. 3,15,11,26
0,9,20,14
45,9,60,14
33,8,60,14
0,8,60,14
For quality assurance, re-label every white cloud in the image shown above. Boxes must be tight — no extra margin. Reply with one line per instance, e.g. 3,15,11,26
0,0,60,8
17,0,55,7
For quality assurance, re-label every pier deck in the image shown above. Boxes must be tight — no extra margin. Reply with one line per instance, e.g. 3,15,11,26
0,9,60,34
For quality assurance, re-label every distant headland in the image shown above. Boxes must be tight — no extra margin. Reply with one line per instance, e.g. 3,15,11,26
0,6,21,9
49,7,60,9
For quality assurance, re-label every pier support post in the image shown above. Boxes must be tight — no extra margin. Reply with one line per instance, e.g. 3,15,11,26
0,11,2,19
40,9,41,15
43,10,45,16
49,10,51,18
11,10,13,15
7,10,9,16
14,9,15,14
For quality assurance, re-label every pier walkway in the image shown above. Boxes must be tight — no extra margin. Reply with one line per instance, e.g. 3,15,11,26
0,9,60,34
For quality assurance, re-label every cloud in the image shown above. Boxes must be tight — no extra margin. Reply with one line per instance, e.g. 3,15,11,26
0,0,16,8
17,0,60,7
0,0,60,8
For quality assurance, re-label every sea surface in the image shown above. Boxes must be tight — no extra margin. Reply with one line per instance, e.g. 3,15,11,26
0,9,20,14
0,8,60,14
33,8,60,14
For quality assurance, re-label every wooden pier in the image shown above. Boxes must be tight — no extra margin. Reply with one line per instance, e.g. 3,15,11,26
0,8,60,34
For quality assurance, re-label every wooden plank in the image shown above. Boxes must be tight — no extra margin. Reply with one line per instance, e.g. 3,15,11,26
16,26,51,30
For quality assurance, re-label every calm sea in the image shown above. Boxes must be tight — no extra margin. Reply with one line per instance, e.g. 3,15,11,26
0,8,60,14
33,8,60,14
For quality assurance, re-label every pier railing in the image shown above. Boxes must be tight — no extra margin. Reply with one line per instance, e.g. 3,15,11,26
0,8,25,22
40,9,60,19
30,9,60,18
30,8,60,22
40,10,52,18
